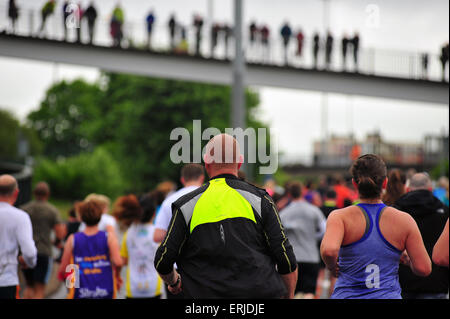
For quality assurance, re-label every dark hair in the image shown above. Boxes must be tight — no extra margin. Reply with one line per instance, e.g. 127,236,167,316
112,195,143,227
76,200,103,226
288,181,303,199
33,182,50,199
343,198,353,207
181,164,204,182
350,154,387,199
139,193,157,224
382,169,406,206
325,188,337,199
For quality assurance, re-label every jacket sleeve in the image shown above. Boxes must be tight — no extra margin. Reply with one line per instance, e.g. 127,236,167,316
260,193,297,275
154,204,188,275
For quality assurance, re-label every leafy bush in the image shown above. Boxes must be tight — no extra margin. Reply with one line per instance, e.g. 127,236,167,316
32,147,127,200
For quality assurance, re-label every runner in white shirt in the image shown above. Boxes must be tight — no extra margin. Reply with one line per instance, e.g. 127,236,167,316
153,164,205,243
0,175,37,299
152,164,204,300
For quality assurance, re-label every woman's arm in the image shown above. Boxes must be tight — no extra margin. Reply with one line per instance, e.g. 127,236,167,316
107,230,123,268
320,211,344,277
403,214,432,276
432,219,449,267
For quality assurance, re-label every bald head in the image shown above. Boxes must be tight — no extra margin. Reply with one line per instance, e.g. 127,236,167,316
408,173,432,191
203,134,243,177
204,134,242,165
0,175,18,198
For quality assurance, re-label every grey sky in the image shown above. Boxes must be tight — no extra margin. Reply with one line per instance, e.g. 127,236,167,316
0,0,448,164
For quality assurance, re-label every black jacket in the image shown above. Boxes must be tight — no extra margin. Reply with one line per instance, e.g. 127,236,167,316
394,190,449,294
154,174,297,298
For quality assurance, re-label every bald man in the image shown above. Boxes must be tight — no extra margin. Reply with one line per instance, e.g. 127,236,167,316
394,173,449,299
155,134,298,298
21,181,66,299
0,175,37,299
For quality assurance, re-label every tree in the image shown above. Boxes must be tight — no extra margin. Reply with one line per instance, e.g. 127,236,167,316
27,79,104,158
0,109,42,161
28,73,266,194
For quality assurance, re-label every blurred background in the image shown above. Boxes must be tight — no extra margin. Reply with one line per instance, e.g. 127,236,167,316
0,0,449,299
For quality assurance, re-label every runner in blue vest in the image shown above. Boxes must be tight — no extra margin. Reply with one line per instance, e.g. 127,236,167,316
58,200,122,299
320,154,431,299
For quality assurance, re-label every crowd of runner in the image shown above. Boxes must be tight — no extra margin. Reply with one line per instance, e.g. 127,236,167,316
0,137,448,299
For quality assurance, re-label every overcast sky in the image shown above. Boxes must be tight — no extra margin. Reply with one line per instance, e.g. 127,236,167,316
0,0,448,164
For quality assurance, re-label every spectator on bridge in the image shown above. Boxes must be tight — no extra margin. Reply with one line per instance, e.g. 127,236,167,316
341,34,350,71
38,0,56,38
421,53,429,80
145,10,155,50
74,2,83,43
325,31,334,70
296,29,304,59
280,22,292,66
8,0,19,35
193,14,204,56
352,32,360,72
110,4,124,48
260,24,270,62
439,42,449,82
222,24,232,60
62,1,70,41
210,23,220,58
174,26,188,55
249,21,258,47
83,1,98,45
168,14,177,51
312,32,320,69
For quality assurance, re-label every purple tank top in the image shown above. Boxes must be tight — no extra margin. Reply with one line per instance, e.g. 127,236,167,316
331,203,403,299
71,231,115,299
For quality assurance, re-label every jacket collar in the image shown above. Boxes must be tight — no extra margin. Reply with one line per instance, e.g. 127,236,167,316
209,174,239,181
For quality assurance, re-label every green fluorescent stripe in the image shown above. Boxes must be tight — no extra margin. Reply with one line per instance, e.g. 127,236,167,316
265,195,293,273
190,178,256,233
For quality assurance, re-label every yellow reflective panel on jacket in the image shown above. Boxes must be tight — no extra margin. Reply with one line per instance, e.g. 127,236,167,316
190,178,256,233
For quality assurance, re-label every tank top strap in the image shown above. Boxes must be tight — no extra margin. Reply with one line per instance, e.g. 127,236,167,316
341,204,373,247
374,204,402,253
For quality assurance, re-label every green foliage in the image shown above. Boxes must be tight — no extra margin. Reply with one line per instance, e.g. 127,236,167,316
431,159,449,180
28,73,267,195
0,109,42,161
33,147,127,200
26,80,103,158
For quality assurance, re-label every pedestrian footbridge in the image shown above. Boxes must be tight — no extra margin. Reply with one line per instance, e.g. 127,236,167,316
0,34,448,105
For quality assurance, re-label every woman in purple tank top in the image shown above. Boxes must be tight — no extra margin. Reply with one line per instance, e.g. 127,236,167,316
320,154,431,299
58,200,123,299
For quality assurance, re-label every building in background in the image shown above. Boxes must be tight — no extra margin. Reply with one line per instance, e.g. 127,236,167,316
313,131,448,169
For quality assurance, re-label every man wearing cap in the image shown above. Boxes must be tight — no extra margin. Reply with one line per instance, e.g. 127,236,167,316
0,175,37,299
155,134,298,298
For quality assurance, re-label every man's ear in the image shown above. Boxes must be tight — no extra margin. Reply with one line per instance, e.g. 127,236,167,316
180,177,185,185
12,188,19,205
237,154,244,170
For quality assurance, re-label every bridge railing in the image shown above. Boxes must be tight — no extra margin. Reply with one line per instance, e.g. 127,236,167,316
0,2,448,82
